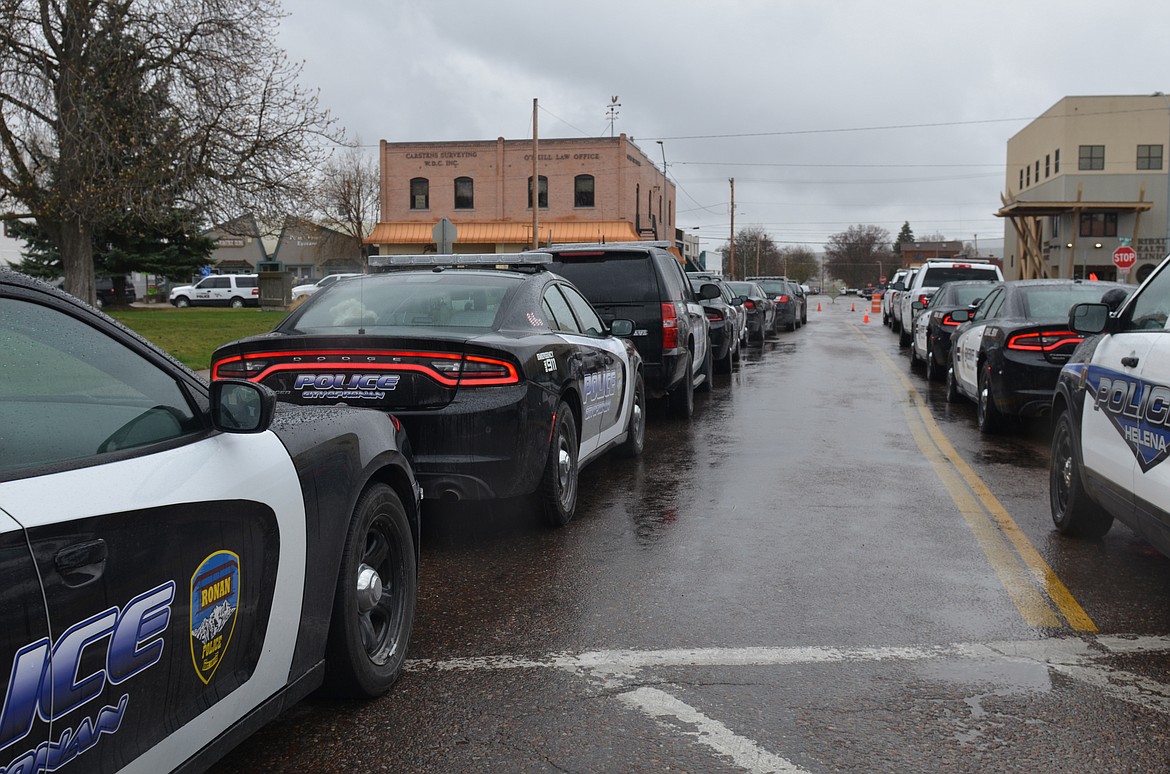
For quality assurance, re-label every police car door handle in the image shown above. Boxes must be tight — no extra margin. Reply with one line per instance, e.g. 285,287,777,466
55,539,108,587
1122,356,1140,368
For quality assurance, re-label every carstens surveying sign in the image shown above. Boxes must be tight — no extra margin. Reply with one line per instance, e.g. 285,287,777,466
1113,245,1137,270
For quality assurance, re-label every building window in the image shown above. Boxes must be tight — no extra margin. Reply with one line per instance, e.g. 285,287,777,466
1138,145,1164,170
1035,161,1040,182
1054,148,1060,174
1045,154,1051,178
1050,215,1060,239
454,177,474,209
527,175,548,209
410,178,429,210
574,175,595,208
1079,212,1117,238
1078,145,1105,171
1019,170,1024,189
1026,166,1031,186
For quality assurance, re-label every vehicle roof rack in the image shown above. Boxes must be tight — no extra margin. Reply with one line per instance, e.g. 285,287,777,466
369,252,552,271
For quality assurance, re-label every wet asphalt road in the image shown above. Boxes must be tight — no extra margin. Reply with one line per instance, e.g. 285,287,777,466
213,299,1170,773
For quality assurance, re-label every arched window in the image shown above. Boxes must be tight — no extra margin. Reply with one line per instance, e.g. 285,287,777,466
454,177,474,209
527,175,548,209
574,175,595,208
410,178,429,210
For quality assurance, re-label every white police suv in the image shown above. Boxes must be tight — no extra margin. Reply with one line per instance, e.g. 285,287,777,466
1,269,420,772
1050,253,1170,557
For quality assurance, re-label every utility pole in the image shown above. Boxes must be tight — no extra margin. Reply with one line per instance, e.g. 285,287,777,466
755,232,761,276
531,98,539,250
729,178,735,279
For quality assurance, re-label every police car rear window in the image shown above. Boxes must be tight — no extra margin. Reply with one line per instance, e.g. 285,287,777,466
920,266,999,285
290,274,512,331
1020,284,1127,319
550,251,659,304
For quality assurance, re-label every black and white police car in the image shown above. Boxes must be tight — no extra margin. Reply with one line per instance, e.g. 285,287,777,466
1050,254,1170,556
210,253,646,526
0,269,420,772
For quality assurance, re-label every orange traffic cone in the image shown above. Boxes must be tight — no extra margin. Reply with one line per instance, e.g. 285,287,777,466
850,303,855,312
863,312,870,323
816,302,822,312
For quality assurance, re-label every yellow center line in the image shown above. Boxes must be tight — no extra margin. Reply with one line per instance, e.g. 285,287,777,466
853,325,1096,632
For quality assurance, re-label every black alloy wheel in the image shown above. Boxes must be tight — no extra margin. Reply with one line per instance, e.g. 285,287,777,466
1050,411,1113,537
617,370,646,458
976,365,1004,434
541,400,579,526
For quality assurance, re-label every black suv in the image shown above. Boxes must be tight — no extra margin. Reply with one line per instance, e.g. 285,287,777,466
543,242,712,418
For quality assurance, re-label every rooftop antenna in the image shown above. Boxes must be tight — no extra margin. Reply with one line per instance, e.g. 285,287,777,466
607,96,621,137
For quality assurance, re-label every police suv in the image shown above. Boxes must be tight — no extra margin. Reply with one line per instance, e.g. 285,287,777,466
1050,253,1170,557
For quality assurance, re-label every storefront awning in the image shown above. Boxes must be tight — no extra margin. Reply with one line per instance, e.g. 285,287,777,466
365,220,643,246
996,200,1153,217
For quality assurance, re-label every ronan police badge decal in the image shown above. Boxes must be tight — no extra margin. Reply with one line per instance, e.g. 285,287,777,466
191,550,240,684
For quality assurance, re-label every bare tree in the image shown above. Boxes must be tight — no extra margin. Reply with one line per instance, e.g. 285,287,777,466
0,0,336,303
824,225,894,287
312,145,380,268
780,246,819,283
719,226,782,280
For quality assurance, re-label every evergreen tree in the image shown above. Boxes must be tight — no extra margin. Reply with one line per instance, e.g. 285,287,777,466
893,221,915,257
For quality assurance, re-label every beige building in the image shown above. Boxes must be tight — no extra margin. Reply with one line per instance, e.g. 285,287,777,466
998,94,1169,283
366,134,678,255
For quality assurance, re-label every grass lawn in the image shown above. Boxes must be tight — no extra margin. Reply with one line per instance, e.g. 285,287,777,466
108,307,289,370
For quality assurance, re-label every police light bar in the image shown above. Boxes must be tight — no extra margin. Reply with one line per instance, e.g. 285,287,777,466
369,253,552,268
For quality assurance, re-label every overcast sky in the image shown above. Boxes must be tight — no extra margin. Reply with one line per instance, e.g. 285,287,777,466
276,0,1169,256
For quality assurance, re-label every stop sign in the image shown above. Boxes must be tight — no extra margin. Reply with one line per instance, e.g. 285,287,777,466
1113,245,1137,270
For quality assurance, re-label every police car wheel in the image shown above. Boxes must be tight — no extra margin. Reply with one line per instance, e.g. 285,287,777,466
174,296,190,308
1050,412,1114,538
617,370,646,458
716,338,734,373
976,367,1003,434
697,344,714,393
945,365,962,404
230,297,245,308
323,483,416,697
541,400,579,526
925,348,942,382
669,351,695,419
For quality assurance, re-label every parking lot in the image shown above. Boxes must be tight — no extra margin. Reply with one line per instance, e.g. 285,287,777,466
212,300,1170,772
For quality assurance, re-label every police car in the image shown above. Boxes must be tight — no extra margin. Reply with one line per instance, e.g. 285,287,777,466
0,269,420,772
210,253,646,526
1050,254,1170,557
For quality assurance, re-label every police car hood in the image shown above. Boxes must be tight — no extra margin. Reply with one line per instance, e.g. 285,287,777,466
212,328,519,411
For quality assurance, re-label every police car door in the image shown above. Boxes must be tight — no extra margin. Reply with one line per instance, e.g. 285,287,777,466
559,283,629,449
955,286,1005,394
1090,264,1170,542
0,295,303,773
542,284,604,453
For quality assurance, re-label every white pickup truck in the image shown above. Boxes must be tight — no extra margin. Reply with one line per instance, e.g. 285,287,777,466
897,259,1003,347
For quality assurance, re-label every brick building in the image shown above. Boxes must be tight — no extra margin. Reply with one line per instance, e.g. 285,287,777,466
365,134,677,255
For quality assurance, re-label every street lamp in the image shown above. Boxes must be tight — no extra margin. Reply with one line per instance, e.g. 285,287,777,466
656,141,667,244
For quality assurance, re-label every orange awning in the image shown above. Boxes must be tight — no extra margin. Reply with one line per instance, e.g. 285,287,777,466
365,220,643,246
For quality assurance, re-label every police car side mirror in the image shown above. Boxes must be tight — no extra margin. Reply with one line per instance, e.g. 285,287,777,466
893,282,905,291
1069,302,1110,335
609,319,635,337
699,283,722,300
211,380,276,433
912,300,925,311
729,296,744,306
951,309,972,323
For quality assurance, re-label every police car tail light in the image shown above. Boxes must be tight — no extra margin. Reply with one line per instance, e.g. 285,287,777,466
942,313,961,327
661,302,679,349
212,356,268,379
777,295,789,303
743,300,756,311
433,356,519,386
917,294,931,306
1006,330,1083,352
705,308,724,323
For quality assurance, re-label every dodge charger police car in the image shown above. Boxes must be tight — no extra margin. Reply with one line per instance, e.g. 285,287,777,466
0,269,420,773
1050,253,1170,558
210,253,645,527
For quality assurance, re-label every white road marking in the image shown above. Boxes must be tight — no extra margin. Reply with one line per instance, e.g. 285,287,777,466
407,636,1170,771
619,686,809,774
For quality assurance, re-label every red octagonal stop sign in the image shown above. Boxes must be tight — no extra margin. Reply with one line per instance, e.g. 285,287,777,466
1113,245,1137,270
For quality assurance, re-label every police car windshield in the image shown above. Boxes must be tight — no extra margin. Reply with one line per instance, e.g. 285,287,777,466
290,274,512,332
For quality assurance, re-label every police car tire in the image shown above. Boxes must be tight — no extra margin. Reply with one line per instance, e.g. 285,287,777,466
542,400,579,526
697,344,714,393
716,338,734,373
669,352,695,419
230,297,245,308
174,296,190,308
617,370,646,458
898,324,911,347
1050,412,1114,538
925,348,942,382
945,365,962,404
976,367,1003,434
322,483,416,698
